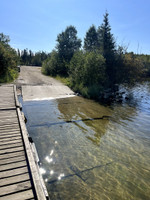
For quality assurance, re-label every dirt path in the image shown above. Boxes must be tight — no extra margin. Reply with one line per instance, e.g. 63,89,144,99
15,66,75,101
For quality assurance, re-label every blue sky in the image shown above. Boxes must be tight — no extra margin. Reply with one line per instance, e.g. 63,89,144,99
0,0,149,54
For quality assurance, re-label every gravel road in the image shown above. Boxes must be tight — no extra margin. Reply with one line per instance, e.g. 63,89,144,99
16,66,75,101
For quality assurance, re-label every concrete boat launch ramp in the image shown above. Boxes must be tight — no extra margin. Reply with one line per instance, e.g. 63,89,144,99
22,84,75,101
16,66,75,101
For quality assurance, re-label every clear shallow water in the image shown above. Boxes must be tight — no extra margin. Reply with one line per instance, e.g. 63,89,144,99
21,82,150,200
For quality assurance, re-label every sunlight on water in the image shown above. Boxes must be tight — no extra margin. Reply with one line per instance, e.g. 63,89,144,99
20,82,150,200
39,167,46,175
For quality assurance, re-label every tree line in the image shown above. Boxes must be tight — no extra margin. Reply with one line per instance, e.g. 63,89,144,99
17,49,49,66
0,33,49,83
134,53,150,76
42,12,146,100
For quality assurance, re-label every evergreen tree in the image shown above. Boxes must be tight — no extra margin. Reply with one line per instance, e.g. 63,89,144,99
98,12,116,86
98,12,115,59
41,51,48,62
21,49,28,65
84,25,98,52
17,49,21,57
29,50,33,65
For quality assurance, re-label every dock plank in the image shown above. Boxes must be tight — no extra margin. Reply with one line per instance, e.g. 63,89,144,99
0,155,25,165
0,139,22,146
0,127,20,133
0,160,27,171
0,133,21,139
0,146,24,155
0,173,30,186
0,142,23,150
0,136,22,143
0,124,20,129
0,121,19,126
0,189,35,200
0,117,18,122
0,131,20,136
0,166,28,178
0,150,25,160
0,180,32,196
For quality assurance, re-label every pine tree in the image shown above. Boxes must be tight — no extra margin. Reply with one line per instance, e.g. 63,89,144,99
29,50,33,65
17,49,21,57
98,12,116,86
21,49,28,65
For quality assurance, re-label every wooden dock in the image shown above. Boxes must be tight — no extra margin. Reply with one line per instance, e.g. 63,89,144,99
0,85,49,200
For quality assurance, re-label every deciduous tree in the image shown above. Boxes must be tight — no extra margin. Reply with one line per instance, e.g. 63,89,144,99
84,25,98,52
56,26,81,62
0,33,18,82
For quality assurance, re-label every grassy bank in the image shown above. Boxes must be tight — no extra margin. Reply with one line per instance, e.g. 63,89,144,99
54,75,71,86
53,75,103,100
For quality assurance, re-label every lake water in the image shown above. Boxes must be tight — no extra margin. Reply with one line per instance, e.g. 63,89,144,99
20,82,150,200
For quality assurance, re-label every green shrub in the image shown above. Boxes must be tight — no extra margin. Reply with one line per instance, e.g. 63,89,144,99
120,53,144,84
42,50,69,76
42,51,59,76
69,50,106,98
0,37,19,83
